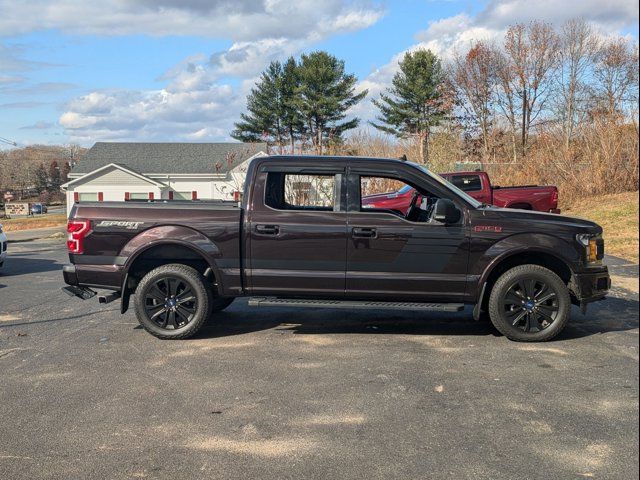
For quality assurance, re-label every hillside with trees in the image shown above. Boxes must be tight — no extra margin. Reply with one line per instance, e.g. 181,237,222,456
234,18,637,205
0,145,85,201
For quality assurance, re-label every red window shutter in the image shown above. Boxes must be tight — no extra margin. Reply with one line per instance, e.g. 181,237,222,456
168,191,174,200
124,192,130,201
149,192,154,200
73,192,79,202
98,192,104,202
191,191,197,200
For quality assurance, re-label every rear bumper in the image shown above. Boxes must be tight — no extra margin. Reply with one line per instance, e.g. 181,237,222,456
572,267,611,304
63,264,79,285
63,263,122,290
549,208,561,214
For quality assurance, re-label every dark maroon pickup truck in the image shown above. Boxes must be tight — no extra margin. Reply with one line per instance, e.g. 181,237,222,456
62,156,610,342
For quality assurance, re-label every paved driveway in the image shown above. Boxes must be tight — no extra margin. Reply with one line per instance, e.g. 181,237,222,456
0,238,638,479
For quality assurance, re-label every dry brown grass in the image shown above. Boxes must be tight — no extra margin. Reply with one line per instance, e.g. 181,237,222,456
1,214,67,232
563,191,639,263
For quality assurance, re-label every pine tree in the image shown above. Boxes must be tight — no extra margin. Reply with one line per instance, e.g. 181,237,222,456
371,50,450,165
296,51,367,154
231,61,287,152
280,57,304,153
34,164,48,193
49,160,61,191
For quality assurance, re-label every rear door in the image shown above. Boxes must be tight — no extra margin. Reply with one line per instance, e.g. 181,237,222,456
246,163,347,296
346,165,469,302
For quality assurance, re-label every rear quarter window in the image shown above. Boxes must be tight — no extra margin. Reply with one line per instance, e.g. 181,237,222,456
448,175,482,192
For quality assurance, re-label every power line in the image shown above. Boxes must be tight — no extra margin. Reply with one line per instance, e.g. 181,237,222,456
0,135,18,146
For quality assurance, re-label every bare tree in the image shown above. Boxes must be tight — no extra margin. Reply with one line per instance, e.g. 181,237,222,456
497,21,560,158
591,37,639,120
555,18,599,150
452,42,499,161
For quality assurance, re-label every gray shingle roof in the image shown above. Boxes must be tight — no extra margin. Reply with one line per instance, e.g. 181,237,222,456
72,142,268,174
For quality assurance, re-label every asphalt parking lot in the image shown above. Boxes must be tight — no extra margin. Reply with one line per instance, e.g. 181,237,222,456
0,236,638,479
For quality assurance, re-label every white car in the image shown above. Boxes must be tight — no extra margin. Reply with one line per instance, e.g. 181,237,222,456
0,223,7,268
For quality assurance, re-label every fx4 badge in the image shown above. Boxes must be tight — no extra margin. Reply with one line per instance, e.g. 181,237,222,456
95,220,145,230
473,225,503,233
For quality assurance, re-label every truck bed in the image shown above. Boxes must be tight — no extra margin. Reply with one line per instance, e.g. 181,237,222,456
67,200,243,293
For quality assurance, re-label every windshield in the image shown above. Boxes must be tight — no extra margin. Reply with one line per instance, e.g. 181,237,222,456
412,164,482,208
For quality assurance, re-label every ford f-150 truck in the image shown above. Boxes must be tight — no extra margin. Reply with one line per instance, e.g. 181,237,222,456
362,171,560,214
62,156,609,342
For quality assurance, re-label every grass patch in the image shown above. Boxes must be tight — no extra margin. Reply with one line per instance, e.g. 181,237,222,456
0,214,67,232
564,191,639,263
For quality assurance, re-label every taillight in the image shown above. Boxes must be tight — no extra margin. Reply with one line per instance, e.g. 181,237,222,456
551,189,559,207
67,219,90,254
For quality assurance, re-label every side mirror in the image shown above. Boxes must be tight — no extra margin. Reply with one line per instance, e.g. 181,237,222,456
432,198,461,224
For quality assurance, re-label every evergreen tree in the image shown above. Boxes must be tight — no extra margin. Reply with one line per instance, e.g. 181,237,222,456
231,61,286,152
61,162,71,183
49,160,61,191
296,51,367,154
34,163,48,193
280,57,304,153
371,49,450,165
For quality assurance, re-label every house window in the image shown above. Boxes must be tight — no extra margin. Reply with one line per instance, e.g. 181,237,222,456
174,192,193,200
129,192,149,200
78,192,99,202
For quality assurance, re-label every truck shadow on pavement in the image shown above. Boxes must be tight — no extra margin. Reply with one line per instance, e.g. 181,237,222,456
0,256,62,277
194,294,639,342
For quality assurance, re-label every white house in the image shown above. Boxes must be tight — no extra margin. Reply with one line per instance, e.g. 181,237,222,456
61,142,268,215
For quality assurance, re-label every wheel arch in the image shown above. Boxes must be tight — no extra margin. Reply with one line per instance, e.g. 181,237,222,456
119,226,225,311
479,249,574,311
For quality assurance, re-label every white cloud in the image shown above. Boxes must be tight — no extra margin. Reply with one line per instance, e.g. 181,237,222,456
354,0,639,125
57,1,383,143
0,0,383,41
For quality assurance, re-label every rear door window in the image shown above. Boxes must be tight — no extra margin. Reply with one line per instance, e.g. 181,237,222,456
265,172,336,211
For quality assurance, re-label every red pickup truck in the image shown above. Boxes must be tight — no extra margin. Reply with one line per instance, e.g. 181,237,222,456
362,171,560,214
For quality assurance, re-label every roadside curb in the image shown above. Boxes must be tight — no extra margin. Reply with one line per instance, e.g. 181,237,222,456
6,227,66,244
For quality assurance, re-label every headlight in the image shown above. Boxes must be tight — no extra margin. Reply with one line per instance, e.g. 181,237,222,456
576,233,603,264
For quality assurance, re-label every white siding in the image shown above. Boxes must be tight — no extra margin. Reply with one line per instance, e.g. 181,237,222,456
65,166,164,216
82,166,152,186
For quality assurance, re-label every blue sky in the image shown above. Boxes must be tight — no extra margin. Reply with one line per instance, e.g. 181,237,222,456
0,0,637,148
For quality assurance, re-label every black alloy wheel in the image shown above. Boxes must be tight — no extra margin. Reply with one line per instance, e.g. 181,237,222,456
501,278,560,333
144,276,198,330
488,264,571,342
134,264,212,339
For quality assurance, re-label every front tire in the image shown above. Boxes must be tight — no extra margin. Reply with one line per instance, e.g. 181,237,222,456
134,264,212,339
488,264,571,342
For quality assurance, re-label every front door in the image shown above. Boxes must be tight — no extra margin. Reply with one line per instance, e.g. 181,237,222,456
247,165,347,296
346,168,469,302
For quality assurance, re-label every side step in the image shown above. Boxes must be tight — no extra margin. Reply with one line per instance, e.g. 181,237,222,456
248,297,464,312
62,285,96,300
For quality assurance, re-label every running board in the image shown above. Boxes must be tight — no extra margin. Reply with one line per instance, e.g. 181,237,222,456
248,297,464,312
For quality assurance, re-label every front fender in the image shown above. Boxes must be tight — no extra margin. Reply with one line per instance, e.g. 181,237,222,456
474,232,580,286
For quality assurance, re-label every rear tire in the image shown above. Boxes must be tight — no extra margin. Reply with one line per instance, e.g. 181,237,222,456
488,264,571,342
134,264,212,339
